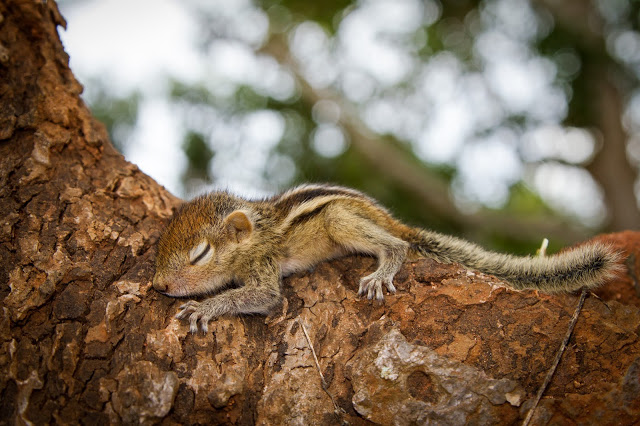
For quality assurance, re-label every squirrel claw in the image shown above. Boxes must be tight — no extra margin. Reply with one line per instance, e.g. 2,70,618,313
189,312,199,334
358,274,395,301
176,300,200,319
175,301,216,333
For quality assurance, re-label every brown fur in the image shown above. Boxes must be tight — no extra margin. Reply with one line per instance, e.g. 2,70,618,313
153,184,622,333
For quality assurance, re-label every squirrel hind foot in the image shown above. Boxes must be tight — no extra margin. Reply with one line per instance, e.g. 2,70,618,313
358,272,397,300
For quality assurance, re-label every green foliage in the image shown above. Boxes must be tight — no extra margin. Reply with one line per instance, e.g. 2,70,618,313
83,81,140,153
182,131,214,178
76,0,640,253
170,80,216,106
503,182,554,217
259,0,353,32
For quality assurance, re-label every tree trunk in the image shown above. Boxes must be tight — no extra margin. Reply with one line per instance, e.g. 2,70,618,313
535,0,640,231
1,1,639,424
585,66,640,230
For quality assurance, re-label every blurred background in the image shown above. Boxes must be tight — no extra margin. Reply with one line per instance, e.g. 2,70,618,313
57,0,640,253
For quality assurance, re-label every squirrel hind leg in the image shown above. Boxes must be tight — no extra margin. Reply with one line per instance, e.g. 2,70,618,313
322,203,408,300
357,242,406,299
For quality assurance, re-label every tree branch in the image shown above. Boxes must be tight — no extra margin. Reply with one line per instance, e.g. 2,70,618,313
2,2,639,425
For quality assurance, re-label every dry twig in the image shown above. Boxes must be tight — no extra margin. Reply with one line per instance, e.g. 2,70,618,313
299,320,348,423
522,288,588,426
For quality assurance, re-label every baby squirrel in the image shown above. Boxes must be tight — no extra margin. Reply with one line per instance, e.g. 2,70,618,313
153,184,621,333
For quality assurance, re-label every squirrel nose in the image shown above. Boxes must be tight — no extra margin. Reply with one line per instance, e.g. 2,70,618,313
153,277,168,293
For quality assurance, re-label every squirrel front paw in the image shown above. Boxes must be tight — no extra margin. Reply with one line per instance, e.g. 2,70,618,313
176,300,217,334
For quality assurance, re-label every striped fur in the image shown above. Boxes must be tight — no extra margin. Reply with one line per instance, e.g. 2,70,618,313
271,185,622,292
154,184,623,330
406,229,622,292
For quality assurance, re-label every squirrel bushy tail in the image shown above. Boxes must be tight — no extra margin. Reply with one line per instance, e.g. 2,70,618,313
405,229,622,292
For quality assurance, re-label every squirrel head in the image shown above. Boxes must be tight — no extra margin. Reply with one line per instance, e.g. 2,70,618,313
153,193,254,297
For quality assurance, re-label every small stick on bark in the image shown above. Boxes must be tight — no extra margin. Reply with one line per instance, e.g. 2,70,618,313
522,288,588,426
300,320,326,387
299,320,347,423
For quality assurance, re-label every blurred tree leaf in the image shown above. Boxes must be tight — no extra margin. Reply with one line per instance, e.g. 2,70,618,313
181,131,214,193
67,0,640,254
183,131,214,177
83,80,140,153
259,0,353,32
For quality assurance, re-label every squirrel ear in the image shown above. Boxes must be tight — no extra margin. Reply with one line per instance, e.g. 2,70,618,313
224,210,253,243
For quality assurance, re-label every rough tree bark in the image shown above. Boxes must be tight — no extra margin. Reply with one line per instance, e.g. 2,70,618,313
1,1,639,425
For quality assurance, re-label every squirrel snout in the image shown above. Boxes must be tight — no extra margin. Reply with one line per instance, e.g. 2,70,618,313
153,277,168,293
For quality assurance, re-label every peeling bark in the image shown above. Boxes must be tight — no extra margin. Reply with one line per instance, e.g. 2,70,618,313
1,1,639,425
